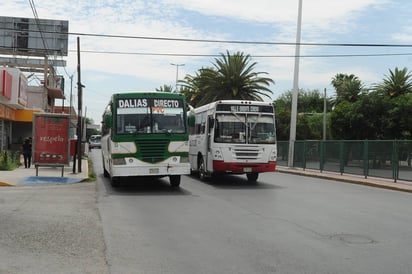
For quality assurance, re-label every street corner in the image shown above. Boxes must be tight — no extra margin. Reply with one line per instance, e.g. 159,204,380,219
0,181,15,187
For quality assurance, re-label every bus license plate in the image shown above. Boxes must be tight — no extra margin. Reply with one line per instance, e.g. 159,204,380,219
149,168,159,174
243,167,252,172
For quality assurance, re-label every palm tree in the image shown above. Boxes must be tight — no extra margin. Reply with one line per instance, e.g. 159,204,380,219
155,84,174,93
374,67,412,98
180,51,274,107
331,73,363,105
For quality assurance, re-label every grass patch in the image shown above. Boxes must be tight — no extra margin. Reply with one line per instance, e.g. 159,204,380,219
0,151,21,171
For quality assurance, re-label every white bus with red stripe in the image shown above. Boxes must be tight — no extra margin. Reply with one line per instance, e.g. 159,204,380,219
188,100,277,182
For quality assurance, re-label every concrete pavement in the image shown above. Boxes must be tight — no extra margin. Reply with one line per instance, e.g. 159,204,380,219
0,159,88,186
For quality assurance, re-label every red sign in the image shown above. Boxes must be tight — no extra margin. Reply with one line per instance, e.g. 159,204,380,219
2,70,12,100
33,114,70,164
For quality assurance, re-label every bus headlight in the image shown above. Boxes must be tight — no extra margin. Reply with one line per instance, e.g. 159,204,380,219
180,156,189,163
213,149,223,160
112,158,126,165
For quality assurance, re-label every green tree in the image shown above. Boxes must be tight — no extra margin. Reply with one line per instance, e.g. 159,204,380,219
374,67,412,98
385,93,412,139
274,89,332,140
329,68,412,140
331,73,363,105
180,51,274,107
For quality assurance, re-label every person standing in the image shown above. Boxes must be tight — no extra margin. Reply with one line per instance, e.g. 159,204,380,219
22,138,32,168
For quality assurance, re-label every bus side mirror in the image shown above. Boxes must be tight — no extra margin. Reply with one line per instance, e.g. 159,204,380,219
103,113,112,128
188,115,195,127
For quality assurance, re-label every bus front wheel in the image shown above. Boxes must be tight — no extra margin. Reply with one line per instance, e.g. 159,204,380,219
198,156,208,181
246,173,259,182
111,177,121,188
169,175,181,187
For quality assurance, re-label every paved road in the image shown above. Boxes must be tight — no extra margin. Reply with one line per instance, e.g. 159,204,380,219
92,150,412,274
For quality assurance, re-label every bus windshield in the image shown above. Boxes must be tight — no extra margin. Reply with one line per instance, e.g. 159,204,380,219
214,113,275,144
116,99,186,134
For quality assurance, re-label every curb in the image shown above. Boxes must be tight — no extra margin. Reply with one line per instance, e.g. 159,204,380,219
0,181,15,187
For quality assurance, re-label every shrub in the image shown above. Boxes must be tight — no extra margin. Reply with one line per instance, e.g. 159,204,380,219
0,151,21,170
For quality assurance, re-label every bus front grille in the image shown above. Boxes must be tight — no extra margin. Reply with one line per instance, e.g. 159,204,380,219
232,146,262,160
137,139,168,163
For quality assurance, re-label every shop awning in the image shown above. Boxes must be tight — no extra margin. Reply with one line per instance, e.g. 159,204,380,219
14,109,43,122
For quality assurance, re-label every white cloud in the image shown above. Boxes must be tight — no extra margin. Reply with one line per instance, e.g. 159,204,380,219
0,0,404,123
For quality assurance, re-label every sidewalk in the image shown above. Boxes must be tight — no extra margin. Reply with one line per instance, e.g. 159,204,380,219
276,166,412,193
0,159,89,186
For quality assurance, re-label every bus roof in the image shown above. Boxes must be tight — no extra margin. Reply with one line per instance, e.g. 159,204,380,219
189,100,273,113
111,91,185,99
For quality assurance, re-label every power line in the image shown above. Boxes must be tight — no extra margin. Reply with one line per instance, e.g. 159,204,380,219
28,0,51,56
67,49,412,58
65,31,412,48
2,26,412,48
11,44,412,59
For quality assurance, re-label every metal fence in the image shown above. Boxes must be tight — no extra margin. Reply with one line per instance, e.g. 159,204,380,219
277,140,412,182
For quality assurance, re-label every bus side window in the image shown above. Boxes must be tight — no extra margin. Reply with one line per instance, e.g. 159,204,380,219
195,111,207,134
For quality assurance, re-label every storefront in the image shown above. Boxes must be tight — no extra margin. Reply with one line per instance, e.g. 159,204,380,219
0,103,43,152
0,104,14,151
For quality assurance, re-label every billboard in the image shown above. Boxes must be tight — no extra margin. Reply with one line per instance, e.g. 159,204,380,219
0,16,69,56
33,113,70,165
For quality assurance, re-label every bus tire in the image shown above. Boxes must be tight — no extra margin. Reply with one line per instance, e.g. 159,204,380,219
169,175,181,187
198,156,208,181
246,172,259,182
111,177,121,188
102,160,109,178
103,168,110,178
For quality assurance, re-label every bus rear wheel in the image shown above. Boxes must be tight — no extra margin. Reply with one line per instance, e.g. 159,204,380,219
246,172,259,182
169,175,181,187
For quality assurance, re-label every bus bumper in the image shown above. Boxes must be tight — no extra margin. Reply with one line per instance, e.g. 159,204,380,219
212,161,276,174
112,164,190,177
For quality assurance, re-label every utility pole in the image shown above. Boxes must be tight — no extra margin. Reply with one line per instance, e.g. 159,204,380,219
288,0,303,167
170,63,184,92
69,75,73,122
76,37,84,173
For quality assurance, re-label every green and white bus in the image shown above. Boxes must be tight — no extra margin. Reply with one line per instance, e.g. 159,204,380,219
101,92,190,187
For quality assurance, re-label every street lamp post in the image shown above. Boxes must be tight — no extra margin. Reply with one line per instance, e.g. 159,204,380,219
323,88,327,141
288,0,303,167
170,63,185,92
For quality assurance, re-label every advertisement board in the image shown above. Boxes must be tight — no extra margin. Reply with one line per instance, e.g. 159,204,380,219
0,16,69,56
33,113,69,165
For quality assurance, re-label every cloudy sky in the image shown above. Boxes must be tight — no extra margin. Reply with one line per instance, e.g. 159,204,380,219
3,0,412,124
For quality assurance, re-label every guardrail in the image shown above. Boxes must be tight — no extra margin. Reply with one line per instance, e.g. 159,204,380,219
277,140,412,182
